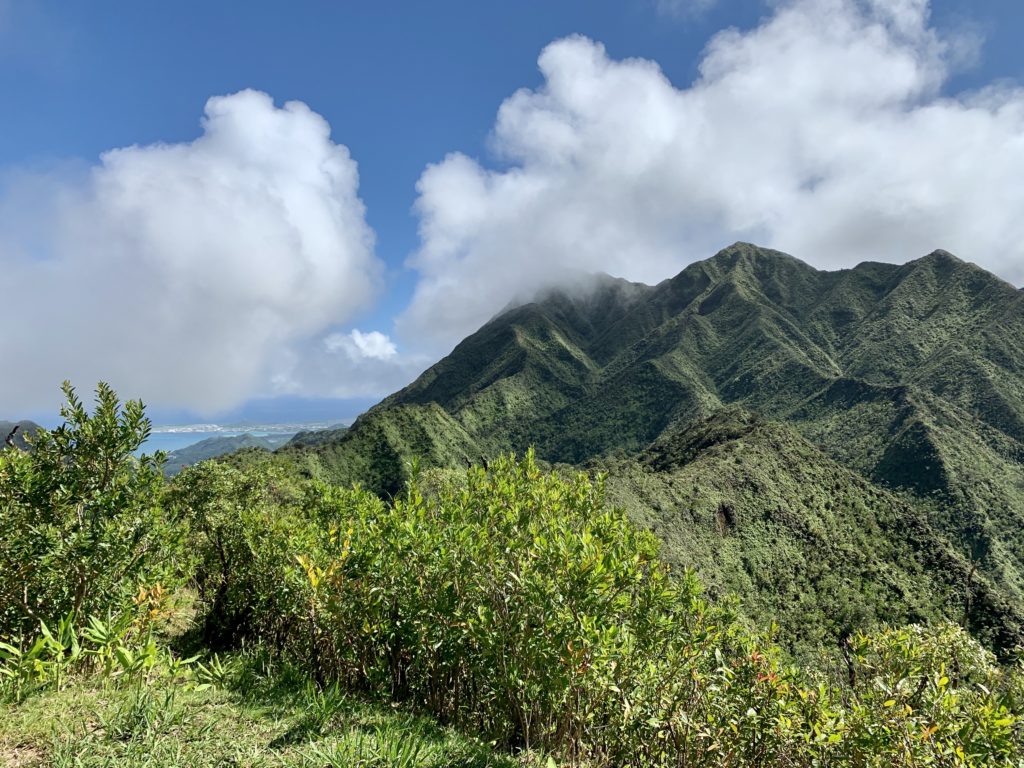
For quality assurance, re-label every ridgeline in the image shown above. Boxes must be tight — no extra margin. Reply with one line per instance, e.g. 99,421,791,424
277,243,1024,655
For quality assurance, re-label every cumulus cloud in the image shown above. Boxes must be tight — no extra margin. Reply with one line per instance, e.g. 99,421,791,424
402,0,1024,353
0,90,386,413
325,330,398,361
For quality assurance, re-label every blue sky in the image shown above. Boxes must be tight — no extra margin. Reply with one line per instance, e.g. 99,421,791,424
3,0,1024,423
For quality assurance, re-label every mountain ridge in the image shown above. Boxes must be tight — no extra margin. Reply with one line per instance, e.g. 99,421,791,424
277,242,1024,653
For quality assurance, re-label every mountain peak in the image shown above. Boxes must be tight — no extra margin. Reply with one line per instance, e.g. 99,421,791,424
908,248,966,270
491,271,650,323
709,241,808,266
698,243,821,286
896,248,1016,295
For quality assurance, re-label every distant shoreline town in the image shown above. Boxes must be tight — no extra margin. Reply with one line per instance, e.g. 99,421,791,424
150,421,343,435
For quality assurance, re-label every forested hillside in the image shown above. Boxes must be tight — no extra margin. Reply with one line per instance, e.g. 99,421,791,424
280,243,1024,655
162,433,291,476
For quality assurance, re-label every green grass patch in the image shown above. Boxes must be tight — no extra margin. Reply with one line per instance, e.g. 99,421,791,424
0,658,520,768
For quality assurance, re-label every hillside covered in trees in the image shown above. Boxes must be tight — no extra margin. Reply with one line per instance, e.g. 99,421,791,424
277,244,1024,658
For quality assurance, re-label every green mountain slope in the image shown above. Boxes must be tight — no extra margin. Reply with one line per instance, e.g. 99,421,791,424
279,403,482,497
282,242,1024,652
162,433,291,476
286,424,348,448
598,409,1023,657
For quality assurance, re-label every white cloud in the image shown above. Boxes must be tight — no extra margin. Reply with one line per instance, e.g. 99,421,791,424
0,90,383,413
270,331,427,401
402,0,1024,353
324,330,398,361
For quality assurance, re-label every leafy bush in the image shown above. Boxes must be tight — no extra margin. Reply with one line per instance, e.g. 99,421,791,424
294,452,696,752
166,460,320,649
0,382,182,638
836,624,1022,765
173,450,1024,765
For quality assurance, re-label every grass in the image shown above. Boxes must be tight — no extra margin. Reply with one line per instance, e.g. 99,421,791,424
0,655,522,768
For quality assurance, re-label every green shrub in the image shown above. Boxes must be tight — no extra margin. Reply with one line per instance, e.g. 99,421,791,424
837,623,1022,765
291,451,701,753
65,438,1024,766
189,452,1023,766
0,382,181,638
167,460,323,649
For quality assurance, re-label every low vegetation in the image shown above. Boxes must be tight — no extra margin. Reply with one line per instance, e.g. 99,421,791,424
3,384,1024,765
0,635,513,768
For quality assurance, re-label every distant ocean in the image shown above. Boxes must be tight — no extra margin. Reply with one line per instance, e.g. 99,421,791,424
138,422,336,455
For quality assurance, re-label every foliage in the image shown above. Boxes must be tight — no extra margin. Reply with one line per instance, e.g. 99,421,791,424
173,452,1024,765
836,624,1021,764
165,460,317,648
0,382,182,637
0,609,197,705
278,244,1024,658
601,409,1024,658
